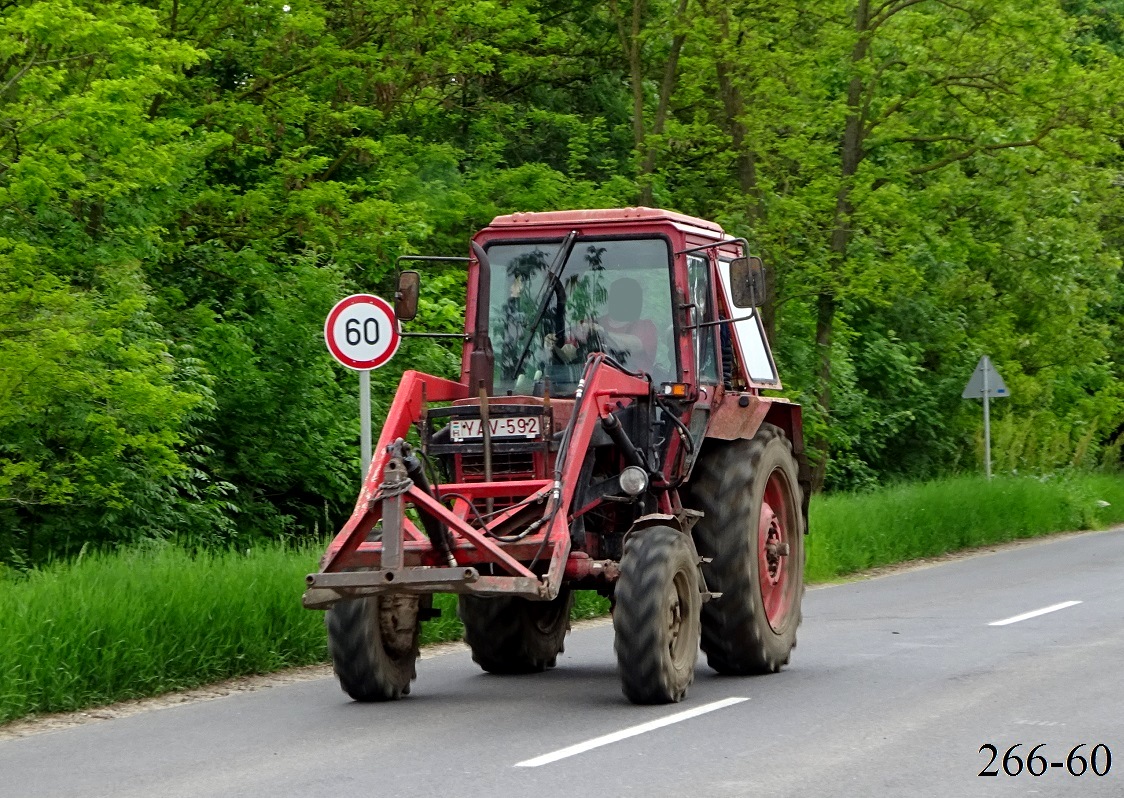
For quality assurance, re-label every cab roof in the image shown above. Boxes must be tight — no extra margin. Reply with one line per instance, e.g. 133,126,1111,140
487,207,725,235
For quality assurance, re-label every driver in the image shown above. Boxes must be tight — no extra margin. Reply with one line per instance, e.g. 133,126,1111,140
553,276,658,374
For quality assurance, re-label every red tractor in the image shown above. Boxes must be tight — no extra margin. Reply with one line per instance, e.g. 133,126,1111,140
304,208,810,704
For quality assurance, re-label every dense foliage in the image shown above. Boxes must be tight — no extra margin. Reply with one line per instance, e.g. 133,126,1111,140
2,0,1122,563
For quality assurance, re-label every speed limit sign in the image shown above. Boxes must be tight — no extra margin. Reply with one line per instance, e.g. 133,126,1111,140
324,294,400,370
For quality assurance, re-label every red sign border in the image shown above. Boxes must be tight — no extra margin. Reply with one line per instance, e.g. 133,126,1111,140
324,293,401,370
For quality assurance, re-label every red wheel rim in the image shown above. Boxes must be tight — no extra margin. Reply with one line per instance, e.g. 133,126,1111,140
758,470,794,631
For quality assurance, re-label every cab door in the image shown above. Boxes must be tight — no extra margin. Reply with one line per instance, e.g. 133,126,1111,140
684,253,721,476
716,257,780,388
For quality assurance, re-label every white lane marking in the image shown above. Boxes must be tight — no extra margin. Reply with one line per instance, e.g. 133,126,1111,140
989,600,1082,626
514,696,749,768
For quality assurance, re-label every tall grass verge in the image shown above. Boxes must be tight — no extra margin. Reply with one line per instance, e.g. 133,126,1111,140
0,543,328,724
806,473,1124,582
0,545,611,724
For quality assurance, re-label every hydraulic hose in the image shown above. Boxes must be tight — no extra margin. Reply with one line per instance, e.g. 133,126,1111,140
600,412,646,470
403,452,455,565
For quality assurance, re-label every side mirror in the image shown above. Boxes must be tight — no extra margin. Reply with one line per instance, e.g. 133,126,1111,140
729,256,767,308
395,270,420,321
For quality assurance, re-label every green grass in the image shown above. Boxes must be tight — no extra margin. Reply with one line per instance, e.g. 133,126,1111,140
0,543,329,724
0,544,611,724
805,473,1124,582
1,472,1120,724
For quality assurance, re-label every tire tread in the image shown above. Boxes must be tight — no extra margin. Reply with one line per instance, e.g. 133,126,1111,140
458,592,573,674
613,525,701,704
326,596,419,701
685,424,805,675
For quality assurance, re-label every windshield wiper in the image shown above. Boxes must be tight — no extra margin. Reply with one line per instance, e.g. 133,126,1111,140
509,230,579,382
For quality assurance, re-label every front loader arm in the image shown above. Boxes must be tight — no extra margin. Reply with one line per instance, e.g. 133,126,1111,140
321,370,468,573
304,359,651,609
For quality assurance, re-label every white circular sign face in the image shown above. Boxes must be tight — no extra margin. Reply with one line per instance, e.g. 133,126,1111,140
324,294,400,370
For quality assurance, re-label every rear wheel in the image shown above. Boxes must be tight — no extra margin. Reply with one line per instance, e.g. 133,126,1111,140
613,525,701,704
685,423,805,674
458,590,573,674
326,594,421,701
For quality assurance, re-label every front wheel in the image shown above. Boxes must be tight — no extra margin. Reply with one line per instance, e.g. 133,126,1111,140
458,591,573,674
685,423,805,674
326,594,421,701
613,525,701,704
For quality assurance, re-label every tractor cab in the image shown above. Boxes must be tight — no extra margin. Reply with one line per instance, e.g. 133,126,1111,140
464,208,780,399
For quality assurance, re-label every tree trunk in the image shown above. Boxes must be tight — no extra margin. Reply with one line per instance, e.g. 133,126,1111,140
811,292,836,490
611,0,689,206
709,7,778,342
713,47,778,343
811,0,871,491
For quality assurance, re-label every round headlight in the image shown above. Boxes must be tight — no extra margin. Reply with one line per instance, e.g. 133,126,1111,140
619,466,649,497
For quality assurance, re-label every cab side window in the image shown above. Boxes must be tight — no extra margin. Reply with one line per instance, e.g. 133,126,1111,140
687,255,719,385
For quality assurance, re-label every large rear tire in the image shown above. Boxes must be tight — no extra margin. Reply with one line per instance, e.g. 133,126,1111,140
458,590,573,674
685,423,805,675
613,525,701,704
326,594,420,701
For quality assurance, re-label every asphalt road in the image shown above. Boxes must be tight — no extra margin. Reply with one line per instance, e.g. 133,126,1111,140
3,529,1122,798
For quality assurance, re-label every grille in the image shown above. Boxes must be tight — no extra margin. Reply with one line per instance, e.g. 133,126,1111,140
459,452,536,479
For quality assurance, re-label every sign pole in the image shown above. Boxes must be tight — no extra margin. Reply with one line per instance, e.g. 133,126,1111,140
359,369,372,482
962,354,1009,481
323,293,400,488
982,357,991,480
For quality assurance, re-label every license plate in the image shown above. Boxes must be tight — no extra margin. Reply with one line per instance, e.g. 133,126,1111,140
450,416,541,442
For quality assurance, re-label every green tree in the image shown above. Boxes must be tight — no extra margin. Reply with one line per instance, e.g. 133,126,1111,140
660,0,1124,486
0,0,214,561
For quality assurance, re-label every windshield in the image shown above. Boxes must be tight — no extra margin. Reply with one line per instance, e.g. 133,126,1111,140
486,237,675,395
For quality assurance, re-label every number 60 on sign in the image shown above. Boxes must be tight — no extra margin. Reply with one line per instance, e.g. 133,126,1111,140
324,294,400,371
